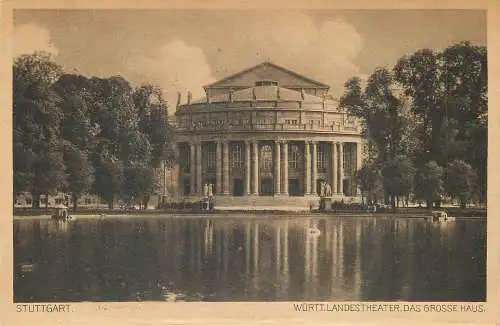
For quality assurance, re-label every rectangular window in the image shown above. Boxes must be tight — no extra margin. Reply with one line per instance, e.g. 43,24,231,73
317,149,327,172
289,150,298,169
85,198,92,205
183,147,190,172
207,151,216,171
232,144,243,168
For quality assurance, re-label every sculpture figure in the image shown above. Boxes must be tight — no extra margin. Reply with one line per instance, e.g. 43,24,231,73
208,184,214,198
325,183,332,197
203,183,209,198
320,181,325,197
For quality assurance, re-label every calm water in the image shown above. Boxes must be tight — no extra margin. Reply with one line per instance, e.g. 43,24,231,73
13,215,486,302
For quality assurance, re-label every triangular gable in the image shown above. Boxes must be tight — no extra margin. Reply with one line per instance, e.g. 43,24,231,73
204,62,330,89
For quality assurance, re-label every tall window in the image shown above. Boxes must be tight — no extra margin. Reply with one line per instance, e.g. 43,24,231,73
261,145,273,172
317,145,327,172
207,150,216,171
289,145,301,169
232,143,243,168
182,145,190,172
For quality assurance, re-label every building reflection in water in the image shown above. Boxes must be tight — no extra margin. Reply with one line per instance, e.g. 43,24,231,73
354,220,362,299
13,216,486,302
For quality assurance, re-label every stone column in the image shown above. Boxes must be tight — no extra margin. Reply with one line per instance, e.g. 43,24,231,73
252,142,259,195
216,141,222,195
223,141,230,195
304,141,311,195
189,143,196,196
339,142,344,196
196,142,202,195
245,141,251,195
274,140,281,195
311,141,317,196
282,141,289,195
331,141,337,194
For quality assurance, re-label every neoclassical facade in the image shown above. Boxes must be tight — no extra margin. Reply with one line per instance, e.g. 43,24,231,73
173,62,363,205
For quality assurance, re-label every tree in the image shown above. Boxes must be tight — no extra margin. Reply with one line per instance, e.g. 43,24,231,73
340,68,415,204
414,161,444,209
444,160,476,208
382,155,415,208
93,152,123,209
133,85,176,167
122,165,155,209
356,161,384,205
63,144,94,211
13,52,65,206
32,140,67,208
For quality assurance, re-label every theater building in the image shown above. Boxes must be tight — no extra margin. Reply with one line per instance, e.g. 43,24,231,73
172,62,363,207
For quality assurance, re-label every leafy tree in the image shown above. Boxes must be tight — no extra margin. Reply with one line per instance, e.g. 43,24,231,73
122,165,155,209
414,161,444,208
382,155,415,207
13,52,65,206
340,68,415,204
444,160,476,208
133,85,176,167
62,144,94,211
356,161,384,204
93,152,123,209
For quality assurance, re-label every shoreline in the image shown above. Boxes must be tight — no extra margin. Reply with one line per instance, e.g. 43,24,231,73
13,207,487,220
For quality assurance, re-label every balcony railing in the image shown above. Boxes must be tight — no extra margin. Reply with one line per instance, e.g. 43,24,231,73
177,122,361,133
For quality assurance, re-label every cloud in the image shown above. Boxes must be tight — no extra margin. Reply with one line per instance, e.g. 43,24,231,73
13,24,58,57
127,12,364,112
211,13,364,99
127,39,215,112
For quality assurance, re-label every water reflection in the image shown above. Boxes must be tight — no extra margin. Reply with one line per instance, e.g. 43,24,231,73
13,216,486,302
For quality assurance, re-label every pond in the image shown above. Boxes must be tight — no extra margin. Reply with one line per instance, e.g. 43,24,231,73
13,215,486,302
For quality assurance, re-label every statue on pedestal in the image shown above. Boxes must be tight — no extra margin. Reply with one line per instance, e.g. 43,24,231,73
325,183,332,197
320,181,326,197
208,184,214,198
203,183,209,198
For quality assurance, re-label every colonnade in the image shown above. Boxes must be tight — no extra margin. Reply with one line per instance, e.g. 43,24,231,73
183,140,362,197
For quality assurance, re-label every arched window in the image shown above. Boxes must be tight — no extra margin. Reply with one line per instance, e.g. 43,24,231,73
261,145,273,172
289,145,301,169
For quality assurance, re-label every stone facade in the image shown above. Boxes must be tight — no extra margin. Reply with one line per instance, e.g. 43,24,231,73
171,62,364,204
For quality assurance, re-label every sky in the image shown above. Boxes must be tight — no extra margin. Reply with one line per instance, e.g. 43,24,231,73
13,9,486,113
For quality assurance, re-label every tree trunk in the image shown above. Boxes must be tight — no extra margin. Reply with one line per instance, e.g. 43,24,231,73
460,200,466,209
108,200,114,210
426,199,433,209
143,195,150,209
72,192,78,212
31,192,41,208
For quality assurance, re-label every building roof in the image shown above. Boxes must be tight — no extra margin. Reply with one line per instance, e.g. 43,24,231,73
203,61,330,90
189,85,332,104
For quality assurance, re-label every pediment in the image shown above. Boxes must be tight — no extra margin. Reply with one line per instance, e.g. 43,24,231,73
204,62,329,90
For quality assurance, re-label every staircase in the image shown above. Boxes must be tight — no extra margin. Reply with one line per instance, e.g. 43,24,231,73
213,195,317,211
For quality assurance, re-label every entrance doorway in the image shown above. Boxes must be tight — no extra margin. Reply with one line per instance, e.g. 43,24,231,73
233,179,244,196
183,179,190,196
260,178,274,196
288,179,301,196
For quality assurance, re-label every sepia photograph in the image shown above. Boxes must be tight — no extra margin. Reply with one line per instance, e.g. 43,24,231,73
4,3,496,324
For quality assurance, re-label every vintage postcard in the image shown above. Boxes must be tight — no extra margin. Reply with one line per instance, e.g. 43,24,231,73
1,1,498,325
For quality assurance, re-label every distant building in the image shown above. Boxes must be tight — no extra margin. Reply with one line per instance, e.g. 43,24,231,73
170,62,364,207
